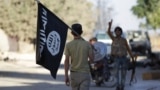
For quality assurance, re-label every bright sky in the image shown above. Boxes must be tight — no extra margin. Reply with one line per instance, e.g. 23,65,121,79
110,0,141,31
90,0,141,31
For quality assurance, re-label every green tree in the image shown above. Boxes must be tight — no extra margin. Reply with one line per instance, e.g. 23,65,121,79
131,0,160,29
0,0,96,42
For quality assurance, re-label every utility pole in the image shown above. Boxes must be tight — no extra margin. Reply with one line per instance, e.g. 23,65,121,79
95,0,112,31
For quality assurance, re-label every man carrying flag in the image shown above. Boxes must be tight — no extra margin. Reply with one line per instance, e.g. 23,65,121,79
36,1,68,79
64,23,94,90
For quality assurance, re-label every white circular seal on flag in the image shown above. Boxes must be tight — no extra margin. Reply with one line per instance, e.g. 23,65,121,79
47,31,61,56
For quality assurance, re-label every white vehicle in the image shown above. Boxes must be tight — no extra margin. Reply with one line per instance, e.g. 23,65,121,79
93,30,112,55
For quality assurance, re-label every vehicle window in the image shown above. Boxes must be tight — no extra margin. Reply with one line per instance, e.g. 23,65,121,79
126,31,147,40
96,33,110,40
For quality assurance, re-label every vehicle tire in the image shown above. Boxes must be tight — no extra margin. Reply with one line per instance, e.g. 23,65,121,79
94,73,103,86
95,81,102,86
104,75,117,87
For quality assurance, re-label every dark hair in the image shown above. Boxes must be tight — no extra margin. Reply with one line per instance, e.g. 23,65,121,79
89,37,97,42
71,23,83,36
114,26,123,35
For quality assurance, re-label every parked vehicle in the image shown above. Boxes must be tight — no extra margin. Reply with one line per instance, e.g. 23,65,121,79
126,30,152,56
93,30,112,55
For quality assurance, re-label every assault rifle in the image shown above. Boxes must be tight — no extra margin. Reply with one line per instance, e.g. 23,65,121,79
129,55,137,85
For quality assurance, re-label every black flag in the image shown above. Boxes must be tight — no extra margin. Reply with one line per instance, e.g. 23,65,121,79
36,2,68,79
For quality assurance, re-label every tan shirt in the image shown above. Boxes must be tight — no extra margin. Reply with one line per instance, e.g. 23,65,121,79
111,37,127,56
65,38,92,73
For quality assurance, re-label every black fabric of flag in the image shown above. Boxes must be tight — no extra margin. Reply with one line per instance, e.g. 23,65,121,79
36,2,68,79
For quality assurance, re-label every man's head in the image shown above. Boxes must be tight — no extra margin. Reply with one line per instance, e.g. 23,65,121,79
114,26,123,36
89,37,97,45
71,23,83,36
